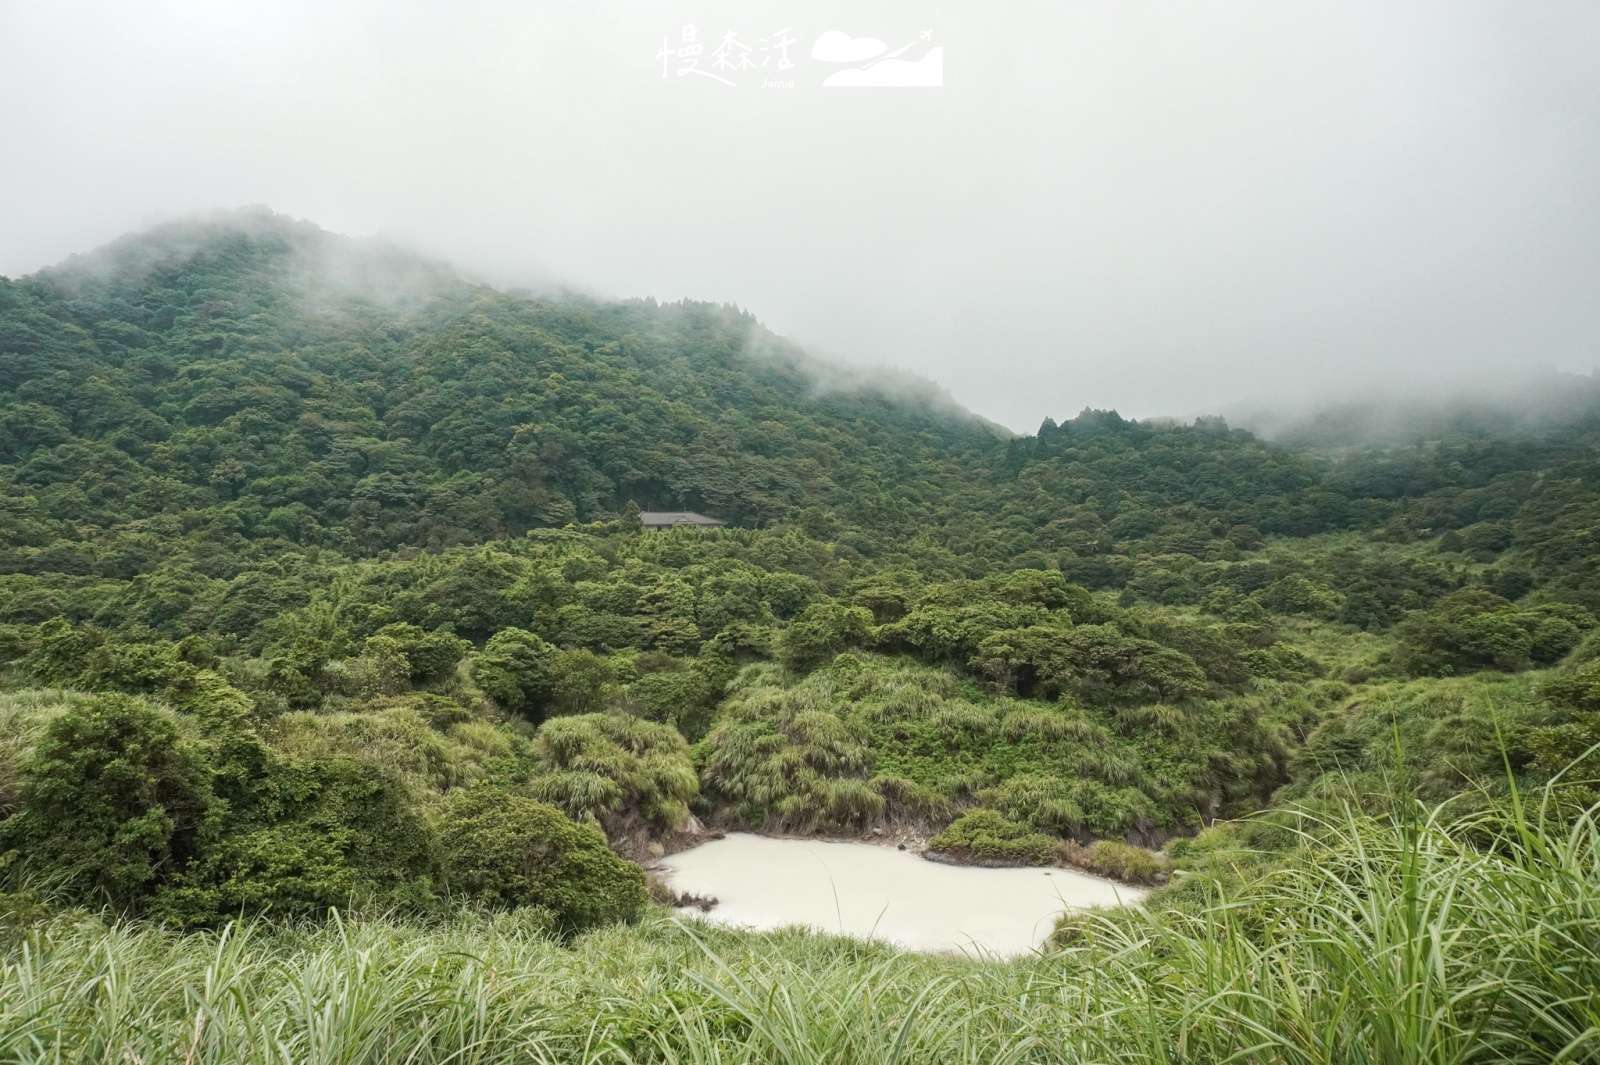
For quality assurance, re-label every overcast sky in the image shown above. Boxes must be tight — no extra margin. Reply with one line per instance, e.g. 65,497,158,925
2,1,1597,432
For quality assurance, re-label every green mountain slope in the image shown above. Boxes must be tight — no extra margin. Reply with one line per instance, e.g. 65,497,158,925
8,209,1599,600
1,209,1007,554
2,210,1599,933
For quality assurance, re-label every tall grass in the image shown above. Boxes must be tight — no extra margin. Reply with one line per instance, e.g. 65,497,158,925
1,793,1595,1063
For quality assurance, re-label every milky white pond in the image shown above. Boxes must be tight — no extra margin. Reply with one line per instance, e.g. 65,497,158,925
659,832,1147,956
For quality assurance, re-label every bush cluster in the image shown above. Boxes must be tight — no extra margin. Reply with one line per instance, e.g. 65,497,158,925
926,809,1055,866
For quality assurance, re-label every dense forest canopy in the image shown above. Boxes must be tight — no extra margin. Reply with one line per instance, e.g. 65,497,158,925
2,210,1598,940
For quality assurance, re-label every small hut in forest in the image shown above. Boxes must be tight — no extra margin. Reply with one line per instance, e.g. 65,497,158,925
638,511,727,531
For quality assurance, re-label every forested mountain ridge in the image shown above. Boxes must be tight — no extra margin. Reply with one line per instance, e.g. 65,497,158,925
0,209,1007,557
2,210,1599,934
7,209,1600,589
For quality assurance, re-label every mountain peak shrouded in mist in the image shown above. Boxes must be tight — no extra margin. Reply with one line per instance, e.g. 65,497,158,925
18,208,1010,441
30,207,476,315
13,210,1600,462
2,210,1026,538
14,209,1600,476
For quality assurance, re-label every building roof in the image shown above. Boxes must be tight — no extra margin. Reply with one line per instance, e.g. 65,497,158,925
638,511,726,527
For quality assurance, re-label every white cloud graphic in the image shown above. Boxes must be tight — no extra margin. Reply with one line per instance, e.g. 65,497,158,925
822,47,943,88
811,31,887,63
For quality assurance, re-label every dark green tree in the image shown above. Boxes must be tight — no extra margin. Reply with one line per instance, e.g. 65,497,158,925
435,786,646,929
2,695,216,909
473,628,557,719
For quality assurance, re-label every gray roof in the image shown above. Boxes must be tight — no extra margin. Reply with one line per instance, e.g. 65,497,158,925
638,511,726,527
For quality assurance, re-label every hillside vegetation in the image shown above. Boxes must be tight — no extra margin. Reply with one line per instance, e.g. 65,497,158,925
2,211,1598,1062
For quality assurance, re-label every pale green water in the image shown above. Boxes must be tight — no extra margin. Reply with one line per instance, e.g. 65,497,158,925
661,832,1146,955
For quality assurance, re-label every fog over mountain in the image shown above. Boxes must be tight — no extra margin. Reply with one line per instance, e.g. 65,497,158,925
2,0,1597,431
1227,369,1600,445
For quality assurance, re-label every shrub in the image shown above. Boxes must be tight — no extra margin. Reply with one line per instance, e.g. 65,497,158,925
0,689,82,820
926,809,1054,866
999,708,1094,742
1257,575,1342,619
271,703,494,796
702,621,774,662
623,668,714,730
700,684,876,830
436,786,646,930
1526,661,1600,802
760,571,817,618
1069,839,1165,884
152,755,439,925
978,775,1086,835
0,694,217,909
20,617,102,686
154,822,370,922
776,603,872,671
1531,616,1583,665
340,635,410,697
372,623,471,682
872,774,953,821
0,852,48,939
812,777,887,824
472,628,556,719
548,648,616,717
1390,590,1587,676
1245,642,1326,681
529,712,698,830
